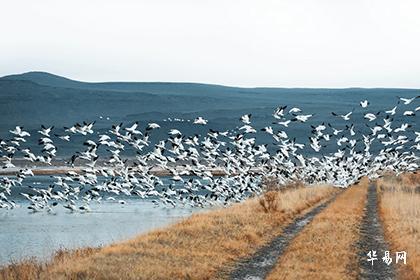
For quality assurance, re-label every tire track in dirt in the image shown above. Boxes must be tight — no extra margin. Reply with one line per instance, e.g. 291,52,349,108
227,193,340,280
357,183,395,280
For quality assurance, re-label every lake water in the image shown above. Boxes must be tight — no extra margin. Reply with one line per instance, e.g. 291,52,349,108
0,176,203,265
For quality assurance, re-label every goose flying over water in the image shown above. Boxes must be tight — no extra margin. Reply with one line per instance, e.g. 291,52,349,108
240,114,252,124
332,110,353,121
146,123,161,130
360,100,369,108
398,96,419,105
38,125,54,137
9,126,30,137
292,114,313,123
193,117,208,125
385,106,397,115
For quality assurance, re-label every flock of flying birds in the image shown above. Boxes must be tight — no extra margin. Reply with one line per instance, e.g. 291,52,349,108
0,96,419,212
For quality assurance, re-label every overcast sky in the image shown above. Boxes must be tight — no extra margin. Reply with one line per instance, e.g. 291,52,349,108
1,0,420,87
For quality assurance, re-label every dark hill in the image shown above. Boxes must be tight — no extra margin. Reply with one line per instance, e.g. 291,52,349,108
1,71,418,140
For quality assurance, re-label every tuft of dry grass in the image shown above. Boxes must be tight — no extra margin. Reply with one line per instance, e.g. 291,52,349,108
0,185,337,280
377,172,420,280
259,191,280,213
0,248,98,280
266,177,369,280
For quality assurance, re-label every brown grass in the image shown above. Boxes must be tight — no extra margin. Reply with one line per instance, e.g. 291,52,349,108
0,184,337,280
378,172,420,193
259,191,280,212
377,172,420,280
266,177,369,280
260,177,305,193
0,248,98,280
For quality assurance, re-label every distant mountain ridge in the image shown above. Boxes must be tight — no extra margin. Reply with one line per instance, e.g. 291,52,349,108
1,71,84,89
0,71,243,96
1,71,232,87
3,71,419,94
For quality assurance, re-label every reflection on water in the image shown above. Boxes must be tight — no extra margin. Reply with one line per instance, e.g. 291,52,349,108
0,176,203,265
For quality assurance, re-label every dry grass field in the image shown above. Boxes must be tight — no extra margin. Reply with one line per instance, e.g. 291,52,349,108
377,172,420,280
0,184,337,280
266,178,369,280
0,249,98,280
2,172,418,280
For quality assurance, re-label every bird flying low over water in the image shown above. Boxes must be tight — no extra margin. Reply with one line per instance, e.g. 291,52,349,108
398,96,419,105
292,114,313,123
289,107,302,114
403,111,415,116
364,112,380,122
385,106,397,115
360,100,369,108
193,117,208,125
240,114,252,124
9,126,30,137
146,123,160,130
332,110,353,121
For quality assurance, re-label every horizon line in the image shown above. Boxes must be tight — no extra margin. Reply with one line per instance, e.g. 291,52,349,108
2,70,420,91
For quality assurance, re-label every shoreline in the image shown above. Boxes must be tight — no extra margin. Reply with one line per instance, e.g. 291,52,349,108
1,174,419,279
0,184,338,279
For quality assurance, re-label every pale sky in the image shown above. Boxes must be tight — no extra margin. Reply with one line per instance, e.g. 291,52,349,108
1,0,420,87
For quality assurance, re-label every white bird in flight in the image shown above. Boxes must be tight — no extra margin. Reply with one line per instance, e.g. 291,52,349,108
360,100,369,108
193,117,208,125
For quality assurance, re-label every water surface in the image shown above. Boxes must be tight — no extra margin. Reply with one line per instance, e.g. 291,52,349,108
0,177,202,265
